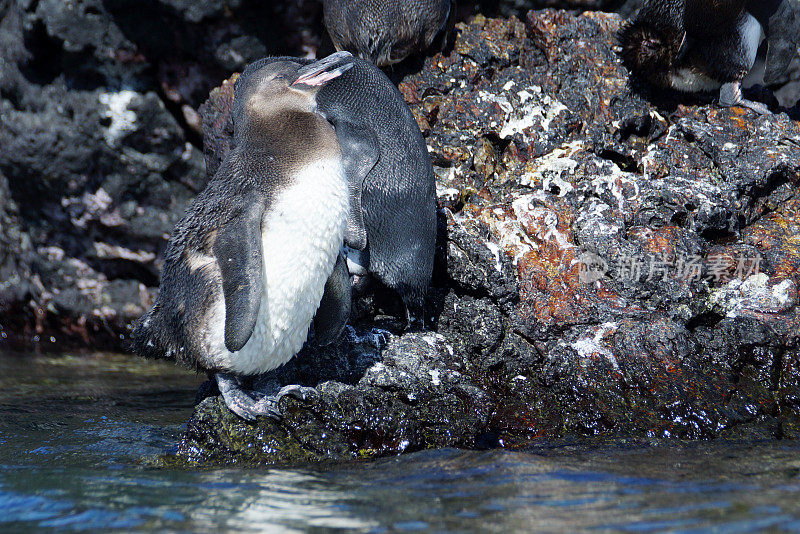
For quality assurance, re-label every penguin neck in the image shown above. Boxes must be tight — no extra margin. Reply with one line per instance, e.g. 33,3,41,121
234,111,339,172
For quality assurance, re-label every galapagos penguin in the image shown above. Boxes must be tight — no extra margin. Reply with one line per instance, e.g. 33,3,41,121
618,0,797,114
239,54,438,322
132,53,356,420
322,0,453,66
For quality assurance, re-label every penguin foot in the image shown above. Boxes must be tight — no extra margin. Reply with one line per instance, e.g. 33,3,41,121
730,98,770,115
215,372,317,421
215,372,262,421
250,385,318,420
403,303,427,332
719,82,770,115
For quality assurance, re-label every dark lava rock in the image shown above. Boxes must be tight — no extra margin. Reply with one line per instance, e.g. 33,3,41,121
0,0,321,349
465,0,639,18
153,11,800,466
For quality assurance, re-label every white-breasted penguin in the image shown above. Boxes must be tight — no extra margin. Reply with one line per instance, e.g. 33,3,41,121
132,53,356,420
239,54,438,324
322,0,454,66
618,0,798,114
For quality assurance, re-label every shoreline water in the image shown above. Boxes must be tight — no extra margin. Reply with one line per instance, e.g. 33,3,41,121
1,351,799,532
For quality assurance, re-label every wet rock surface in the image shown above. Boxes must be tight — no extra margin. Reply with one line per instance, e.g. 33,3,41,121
162,11,800,465
0,1,798,465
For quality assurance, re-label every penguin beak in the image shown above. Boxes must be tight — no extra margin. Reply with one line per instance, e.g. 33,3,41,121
292,52,354,87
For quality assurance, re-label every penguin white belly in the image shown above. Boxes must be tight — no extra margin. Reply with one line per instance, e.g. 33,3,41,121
669,68,721,92
209,158,349,375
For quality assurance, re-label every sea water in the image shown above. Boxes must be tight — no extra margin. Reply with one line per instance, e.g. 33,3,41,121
0,351,799,533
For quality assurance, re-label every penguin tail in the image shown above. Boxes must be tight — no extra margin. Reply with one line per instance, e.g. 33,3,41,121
617,20,678,84
130,305,181,361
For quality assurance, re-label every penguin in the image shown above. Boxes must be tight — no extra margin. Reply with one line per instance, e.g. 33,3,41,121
760,0,800,85
322,0,453,66
618,0,796,114
132,53,356,421
238,54,438,323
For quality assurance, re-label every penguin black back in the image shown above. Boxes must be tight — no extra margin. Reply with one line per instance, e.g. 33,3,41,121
319,57,437,307
323,0,453,66
758,0,800,85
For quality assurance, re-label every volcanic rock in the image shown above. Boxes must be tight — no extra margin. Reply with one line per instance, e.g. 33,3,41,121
167,11,800,465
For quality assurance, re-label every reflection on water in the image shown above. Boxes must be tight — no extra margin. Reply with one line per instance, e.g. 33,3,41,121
0,350,799,532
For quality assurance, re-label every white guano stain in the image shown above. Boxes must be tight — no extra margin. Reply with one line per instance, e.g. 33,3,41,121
571,322,620,369
98,90,137,145
710,274,797,318
478,85,569,141
520,141,584,190
485,242,503,273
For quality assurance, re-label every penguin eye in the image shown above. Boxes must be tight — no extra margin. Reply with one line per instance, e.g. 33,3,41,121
264,72,286,83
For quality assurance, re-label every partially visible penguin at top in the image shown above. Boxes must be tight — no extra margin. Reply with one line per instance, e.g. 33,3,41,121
618,0,800,113
131,52,437,420
323,0,454,66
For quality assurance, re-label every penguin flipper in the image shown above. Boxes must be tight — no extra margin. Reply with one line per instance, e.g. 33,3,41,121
334,120,379,251
213,199,266,353
764,1,800,85
313,251,351,345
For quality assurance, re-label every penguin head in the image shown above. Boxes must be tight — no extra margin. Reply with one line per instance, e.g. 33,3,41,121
618,19,685,87
234,52,355,127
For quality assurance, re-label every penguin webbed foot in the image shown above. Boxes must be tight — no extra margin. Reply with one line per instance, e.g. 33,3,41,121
405,312,425,333
403,302,427,332
718,82,771,115
215,372,317,421
250,385,318,420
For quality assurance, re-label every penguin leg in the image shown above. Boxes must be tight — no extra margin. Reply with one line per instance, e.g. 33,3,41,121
344,246,369,277
404,301,426,331
719,81,770,115
313,250,352,346
215,372,317,421
215,372,263,421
